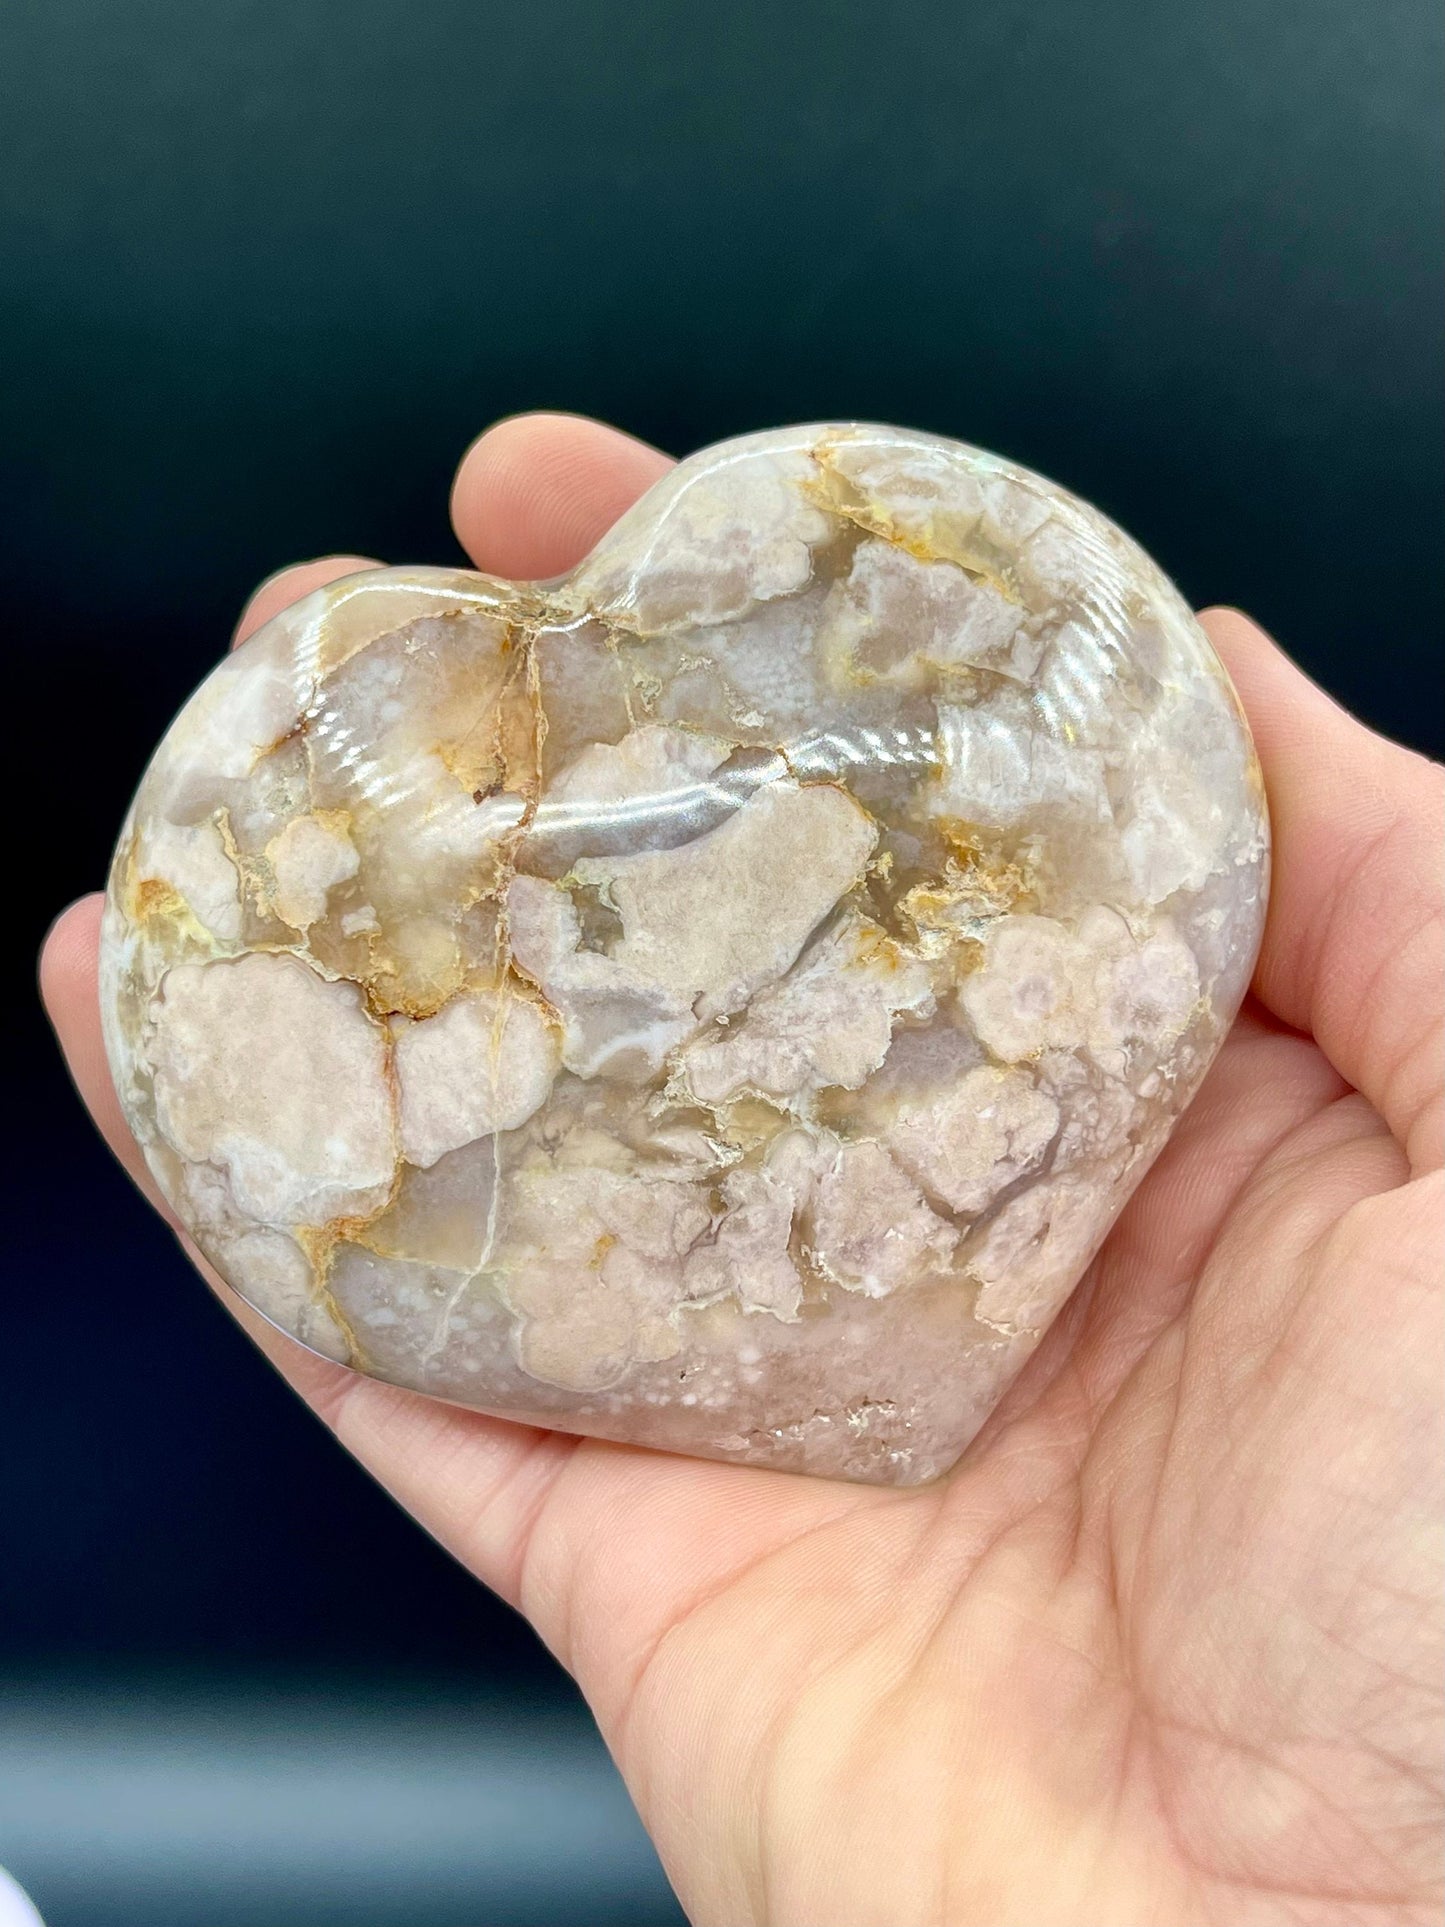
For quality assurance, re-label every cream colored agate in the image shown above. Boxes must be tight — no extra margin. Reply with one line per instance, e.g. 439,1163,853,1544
99,424,1268,1484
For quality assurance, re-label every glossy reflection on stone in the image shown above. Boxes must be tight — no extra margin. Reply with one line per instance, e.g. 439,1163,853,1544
99,425,1268,1483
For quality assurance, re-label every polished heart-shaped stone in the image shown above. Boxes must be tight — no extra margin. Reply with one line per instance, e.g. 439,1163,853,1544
100,425,1268,1483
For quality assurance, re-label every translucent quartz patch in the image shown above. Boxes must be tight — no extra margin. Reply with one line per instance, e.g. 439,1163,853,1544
99,424,1268,1484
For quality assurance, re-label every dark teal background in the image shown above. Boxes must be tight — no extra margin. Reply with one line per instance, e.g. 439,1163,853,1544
2,2,1440,1921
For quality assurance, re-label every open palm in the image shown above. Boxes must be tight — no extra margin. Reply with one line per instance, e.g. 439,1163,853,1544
43,414,1443,1927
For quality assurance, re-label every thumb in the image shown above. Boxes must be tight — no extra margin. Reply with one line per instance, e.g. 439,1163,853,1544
1201,609,1443,1174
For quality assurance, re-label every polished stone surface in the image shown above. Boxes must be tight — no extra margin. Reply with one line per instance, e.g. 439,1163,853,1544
100,425,1268,1482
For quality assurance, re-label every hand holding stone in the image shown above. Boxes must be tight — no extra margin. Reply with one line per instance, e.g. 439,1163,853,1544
42,414,1443,1927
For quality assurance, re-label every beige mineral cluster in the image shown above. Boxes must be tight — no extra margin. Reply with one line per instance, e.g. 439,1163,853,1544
99,425,1268,1483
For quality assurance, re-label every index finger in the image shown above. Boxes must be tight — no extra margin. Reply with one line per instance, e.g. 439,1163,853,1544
450,412,673,579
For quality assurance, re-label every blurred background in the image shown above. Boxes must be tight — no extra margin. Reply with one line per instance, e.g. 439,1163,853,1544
2,1,1440,1922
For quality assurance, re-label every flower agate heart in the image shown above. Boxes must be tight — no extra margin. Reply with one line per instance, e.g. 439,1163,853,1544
100,425,1268,1484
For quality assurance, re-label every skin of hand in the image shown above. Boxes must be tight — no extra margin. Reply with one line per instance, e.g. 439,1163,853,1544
41,413,1444,1927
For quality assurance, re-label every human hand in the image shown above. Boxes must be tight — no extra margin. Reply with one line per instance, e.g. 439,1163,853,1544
41,413,1444,1927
